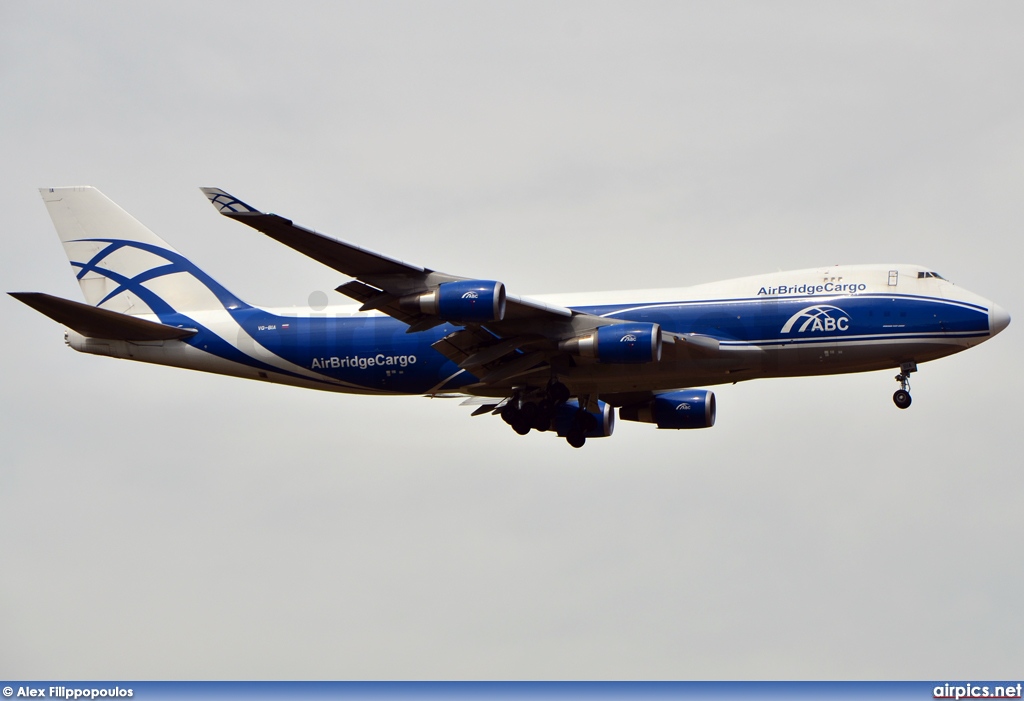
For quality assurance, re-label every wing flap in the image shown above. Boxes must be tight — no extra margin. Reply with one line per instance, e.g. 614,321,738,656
505,294,573,319
10,292,198,340
334,281,423,326
662,331,722,356
430,328,496,366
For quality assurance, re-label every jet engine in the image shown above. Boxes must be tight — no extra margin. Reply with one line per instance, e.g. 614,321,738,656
558,322,662,364
619,389,716,429
401,280,506,323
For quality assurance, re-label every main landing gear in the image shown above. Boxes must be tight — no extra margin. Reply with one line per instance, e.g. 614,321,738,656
500,381,588,447
893,361,917,409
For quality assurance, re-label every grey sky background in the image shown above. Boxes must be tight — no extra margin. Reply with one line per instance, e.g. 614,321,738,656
1,1,1022,679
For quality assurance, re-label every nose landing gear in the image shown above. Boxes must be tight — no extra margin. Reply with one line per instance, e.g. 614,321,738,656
893,361,917,409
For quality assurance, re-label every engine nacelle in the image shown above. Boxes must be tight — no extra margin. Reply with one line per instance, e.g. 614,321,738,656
559,322,662,364
619,389,716,429
551,399,615,438
401,280,506,323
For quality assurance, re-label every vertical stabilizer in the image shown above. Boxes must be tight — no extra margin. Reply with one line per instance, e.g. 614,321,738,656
39,187,248,316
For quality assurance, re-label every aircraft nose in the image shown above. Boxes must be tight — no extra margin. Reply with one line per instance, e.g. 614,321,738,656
989,303,1011,336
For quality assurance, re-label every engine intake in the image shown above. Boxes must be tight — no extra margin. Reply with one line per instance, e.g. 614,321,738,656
401,280,506,323
619,389,716,429
559,322,662,364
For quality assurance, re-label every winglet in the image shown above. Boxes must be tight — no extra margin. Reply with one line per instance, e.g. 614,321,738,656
200,188,262,215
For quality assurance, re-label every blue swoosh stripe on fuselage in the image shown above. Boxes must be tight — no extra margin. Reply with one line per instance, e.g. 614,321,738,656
581,295,989,344
154,310,372,389
215,309,476,394
158,293,989,395
719,333,988,348
597,293,990,316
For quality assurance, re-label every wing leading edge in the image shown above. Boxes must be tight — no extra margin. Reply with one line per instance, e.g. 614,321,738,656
199,188,736,397
201,188,573,323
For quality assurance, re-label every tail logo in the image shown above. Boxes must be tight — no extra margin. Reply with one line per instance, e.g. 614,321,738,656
205,190,261,215
781,305,851,333
69,238,245,316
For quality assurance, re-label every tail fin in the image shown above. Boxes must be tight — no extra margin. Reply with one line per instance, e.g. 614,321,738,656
39,186,249,315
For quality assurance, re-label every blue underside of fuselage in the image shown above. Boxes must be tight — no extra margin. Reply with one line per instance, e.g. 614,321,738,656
160,293,991,395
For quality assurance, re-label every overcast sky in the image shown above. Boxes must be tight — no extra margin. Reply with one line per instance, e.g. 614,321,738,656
1,1,1022,680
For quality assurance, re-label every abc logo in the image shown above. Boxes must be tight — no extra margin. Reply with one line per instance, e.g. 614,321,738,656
781,305,851,334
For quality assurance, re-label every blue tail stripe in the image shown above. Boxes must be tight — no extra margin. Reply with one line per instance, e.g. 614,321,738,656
74,240,131,280
68,261,178,317
93,263,181,309
69,238,249,312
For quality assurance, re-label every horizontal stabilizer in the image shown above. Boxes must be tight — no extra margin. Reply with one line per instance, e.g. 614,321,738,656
10,292,198,341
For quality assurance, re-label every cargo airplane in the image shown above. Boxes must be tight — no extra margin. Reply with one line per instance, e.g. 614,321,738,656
10,187,1011,447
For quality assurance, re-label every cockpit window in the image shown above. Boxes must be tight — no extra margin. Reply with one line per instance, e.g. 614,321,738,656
917,271,948,280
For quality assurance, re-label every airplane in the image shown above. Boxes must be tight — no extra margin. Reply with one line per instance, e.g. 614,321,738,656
10,186,1011,448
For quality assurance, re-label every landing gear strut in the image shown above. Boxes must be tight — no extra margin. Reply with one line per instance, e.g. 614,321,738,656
893,361,916,409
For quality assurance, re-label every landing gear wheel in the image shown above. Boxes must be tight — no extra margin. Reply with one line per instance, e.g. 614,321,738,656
519,401,539,425
893,389,912,409
531,400,554,431
893,361,916,410
566,430,586,448
501,402,532,435
500,404,521,426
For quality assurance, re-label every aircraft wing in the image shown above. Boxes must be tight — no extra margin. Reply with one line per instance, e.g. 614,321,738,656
202,188,574,327
201,188,735,393
202,189,445,286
